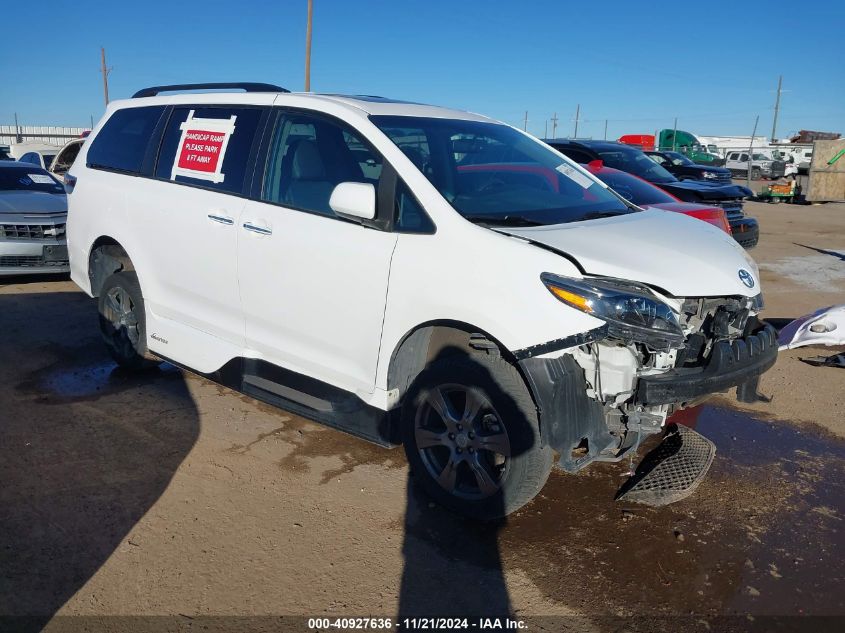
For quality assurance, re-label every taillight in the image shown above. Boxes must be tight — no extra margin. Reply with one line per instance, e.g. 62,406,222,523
64,173,77,194
683,208,731,234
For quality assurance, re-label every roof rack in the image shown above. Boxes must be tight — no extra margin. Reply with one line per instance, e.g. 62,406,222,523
132,82,289,98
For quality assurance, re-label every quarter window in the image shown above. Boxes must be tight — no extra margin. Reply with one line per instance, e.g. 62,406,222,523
262,112,383,217
87,106,165,174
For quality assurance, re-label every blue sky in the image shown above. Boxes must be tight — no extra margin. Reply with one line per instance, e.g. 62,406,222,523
2,0,843,140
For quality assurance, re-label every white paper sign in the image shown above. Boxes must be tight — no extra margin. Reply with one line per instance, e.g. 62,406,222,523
170,110,237,184
29,174,56,184
556,164,594,189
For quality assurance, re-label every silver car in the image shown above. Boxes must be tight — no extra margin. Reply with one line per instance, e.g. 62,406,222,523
0,162,69,276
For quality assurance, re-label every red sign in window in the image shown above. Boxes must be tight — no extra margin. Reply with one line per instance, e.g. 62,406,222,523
177,130,226,173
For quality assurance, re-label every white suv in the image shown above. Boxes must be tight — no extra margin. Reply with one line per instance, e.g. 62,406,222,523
67,83,777,518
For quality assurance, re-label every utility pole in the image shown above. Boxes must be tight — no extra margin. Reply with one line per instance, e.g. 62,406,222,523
100,47,112,107
14,112,21,143
771,75,783,142
304,0,314,91
573,104,580,138
523,111,528,131
544,120,548,138
746,115,759,190
672,117,678,151
603,119,608,140
551,112,558,138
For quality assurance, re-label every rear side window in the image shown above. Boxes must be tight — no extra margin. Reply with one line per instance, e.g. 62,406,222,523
87,106,165,174
556,147,593,164
155,106,262,195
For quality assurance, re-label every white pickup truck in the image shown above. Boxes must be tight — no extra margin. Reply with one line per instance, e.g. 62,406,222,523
724,150,788,179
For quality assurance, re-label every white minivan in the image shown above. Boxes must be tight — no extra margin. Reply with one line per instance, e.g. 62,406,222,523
67,83,777,518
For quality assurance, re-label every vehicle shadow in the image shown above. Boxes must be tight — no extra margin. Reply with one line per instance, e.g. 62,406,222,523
396,348,534,625
0,289,199,632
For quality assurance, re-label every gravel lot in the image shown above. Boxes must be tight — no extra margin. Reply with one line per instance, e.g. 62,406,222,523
1,200,843,631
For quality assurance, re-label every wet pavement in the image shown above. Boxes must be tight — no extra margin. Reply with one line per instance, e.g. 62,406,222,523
1,280,843,628
403,404,845,617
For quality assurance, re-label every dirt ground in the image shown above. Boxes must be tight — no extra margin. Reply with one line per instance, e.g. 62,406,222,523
1,200,843,632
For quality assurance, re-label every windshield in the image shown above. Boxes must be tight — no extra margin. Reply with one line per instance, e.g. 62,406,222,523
371,116,632,226
665,151,695,166
752,153,771,161
596,147,677,183
590,168,676,206
0,165,64,193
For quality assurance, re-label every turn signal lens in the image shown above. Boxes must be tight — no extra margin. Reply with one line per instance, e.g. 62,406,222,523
548,286,593,312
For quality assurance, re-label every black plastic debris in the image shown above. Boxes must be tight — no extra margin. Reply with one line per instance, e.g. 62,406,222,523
800,353,845,368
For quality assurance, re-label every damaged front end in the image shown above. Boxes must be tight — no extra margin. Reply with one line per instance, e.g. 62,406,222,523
519,275,777,473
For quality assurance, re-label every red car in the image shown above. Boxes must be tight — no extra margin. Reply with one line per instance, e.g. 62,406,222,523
583,160,731,234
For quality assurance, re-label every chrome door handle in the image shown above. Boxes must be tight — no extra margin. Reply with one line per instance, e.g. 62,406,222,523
207,213,234,225
243,222,272,236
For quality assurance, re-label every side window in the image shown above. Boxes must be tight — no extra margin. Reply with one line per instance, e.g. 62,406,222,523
740,153,748,162
261,111,383,216
155,106,262,195
650,154,666,165
20,152,38,165
87,106,165,174
394,179,434,233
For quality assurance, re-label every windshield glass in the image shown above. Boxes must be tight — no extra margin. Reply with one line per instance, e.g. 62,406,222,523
371,116,632,226
665,151,695,166
595,147,677,183
752,153,771,161
590,168,676,206
0,165,64,193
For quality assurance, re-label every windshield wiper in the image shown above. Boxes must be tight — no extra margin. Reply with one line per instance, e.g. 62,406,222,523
464,214,544,227
582,210,628,220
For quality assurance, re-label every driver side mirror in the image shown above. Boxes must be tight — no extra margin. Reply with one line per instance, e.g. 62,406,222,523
329,182,376,221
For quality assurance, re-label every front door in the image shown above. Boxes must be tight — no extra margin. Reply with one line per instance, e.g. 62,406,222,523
238,110,397,396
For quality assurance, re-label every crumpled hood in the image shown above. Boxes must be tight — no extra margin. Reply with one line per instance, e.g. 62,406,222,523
500,209,760,297
0,191,67,215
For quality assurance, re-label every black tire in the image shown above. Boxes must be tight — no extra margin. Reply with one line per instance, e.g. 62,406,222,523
401,353,552,520
97,271,160,371
751,167,762,180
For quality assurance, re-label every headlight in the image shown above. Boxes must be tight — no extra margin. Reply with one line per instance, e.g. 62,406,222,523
541,273,685,349
702,171,718,179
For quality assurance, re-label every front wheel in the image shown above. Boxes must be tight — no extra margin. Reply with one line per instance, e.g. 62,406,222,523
98,271,161,371
401,354,552,520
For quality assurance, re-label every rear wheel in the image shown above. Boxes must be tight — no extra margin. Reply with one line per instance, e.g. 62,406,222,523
98,272,160,371
401,353,552,520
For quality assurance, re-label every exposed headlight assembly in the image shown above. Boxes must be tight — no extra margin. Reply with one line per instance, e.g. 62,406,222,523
541,273,685,350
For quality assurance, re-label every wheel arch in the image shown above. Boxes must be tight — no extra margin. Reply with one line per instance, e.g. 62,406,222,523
88,236,137,297
385,319,520,409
